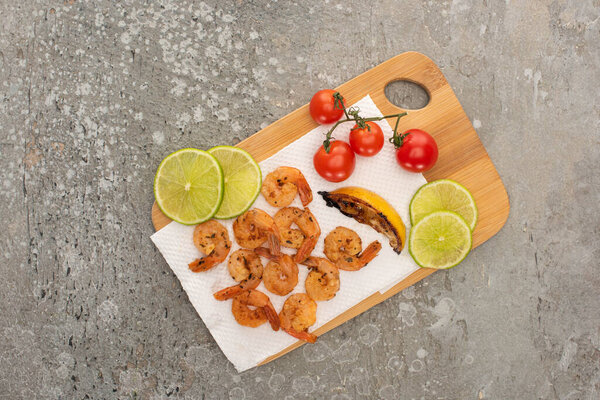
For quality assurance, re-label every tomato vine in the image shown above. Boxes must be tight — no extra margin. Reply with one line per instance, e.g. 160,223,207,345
322,92,408,153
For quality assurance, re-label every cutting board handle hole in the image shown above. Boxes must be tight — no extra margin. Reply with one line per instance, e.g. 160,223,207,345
384,80,430,110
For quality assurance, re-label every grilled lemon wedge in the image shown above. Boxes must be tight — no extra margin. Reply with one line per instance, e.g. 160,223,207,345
318,187,406,253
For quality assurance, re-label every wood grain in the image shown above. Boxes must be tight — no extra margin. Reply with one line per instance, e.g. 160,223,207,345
151,51,510,366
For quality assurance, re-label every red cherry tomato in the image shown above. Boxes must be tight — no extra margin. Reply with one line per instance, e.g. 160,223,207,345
394,129,438,172
348,121,384,157
313,141,355,182
309,89,344,124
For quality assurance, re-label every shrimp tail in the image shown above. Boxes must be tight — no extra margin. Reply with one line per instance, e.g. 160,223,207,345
299,256,319,268
189,258,214,273
263,304,281,331
282,327,317,343
294,237,317,263
296,177,313,206
254,247,275,259
188,259,200,270
267,230,281,257
213,285,243,301
359,241,382,265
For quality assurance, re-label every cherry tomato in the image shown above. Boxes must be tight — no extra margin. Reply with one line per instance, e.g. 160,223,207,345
313,141,355,182
348,121,384,157
394,129,438,172
309,89,344,124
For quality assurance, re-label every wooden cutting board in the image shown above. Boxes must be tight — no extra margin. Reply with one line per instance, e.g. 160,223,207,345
151,51,509,365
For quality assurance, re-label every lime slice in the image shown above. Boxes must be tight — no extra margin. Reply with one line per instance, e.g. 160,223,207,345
154,148,224,225
208,146,262,219
410,179,478,231
409,211,472,269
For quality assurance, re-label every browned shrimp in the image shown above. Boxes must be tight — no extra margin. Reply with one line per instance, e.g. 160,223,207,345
188,220,231,272
261,166,313,207
279,293,317,343
229,289,280,330
323,227,382,271
233,209,281,256
213,249,263,300
273,207,320,263
274,207,305,249
255,248,298,296
301,257,340,301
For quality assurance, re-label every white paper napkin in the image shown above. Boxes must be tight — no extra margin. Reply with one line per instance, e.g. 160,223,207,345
151,96,426,372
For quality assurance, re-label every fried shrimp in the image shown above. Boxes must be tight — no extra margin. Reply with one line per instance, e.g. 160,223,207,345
273,207,320,263
230,289,280,330
213,249,263,300
254,248,299,296
227,249,262,282
233,209,281,256
301,257,340,301
188,220,231,272
279,293,318,343
274,207,305,249
323,226,382,271
261,166,313,207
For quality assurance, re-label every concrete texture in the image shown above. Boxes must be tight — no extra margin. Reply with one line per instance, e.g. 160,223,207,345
1,0,598,398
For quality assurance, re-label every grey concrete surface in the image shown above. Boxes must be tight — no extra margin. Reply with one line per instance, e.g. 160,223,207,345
1,0,598,399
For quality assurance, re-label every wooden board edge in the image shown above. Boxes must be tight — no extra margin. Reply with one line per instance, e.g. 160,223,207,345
152,202,172,231
475,183,510,247
259,267,436,366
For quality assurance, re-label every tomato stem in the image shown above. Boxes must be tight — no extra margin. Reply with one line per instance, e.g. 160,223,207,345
389,130,411,148
323,93,408,153
333,91,349,119
393,113,401,137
